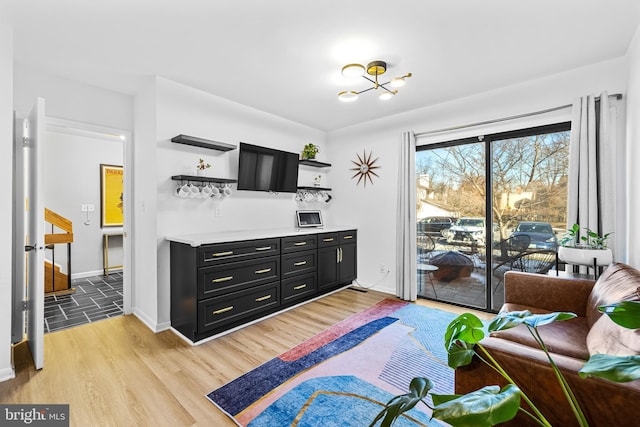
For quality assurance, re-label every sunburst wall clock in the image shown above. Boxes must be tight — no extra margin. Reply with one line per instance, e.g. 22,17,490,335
350,150,380,186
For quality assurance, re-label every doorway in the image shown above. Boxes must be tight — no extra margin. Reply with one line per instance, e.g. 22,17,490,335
42,118,132,332
415,122,571,311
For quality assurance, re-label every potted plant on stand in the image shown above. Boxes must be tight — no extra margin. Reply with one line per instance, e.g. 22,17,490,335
557,224,613,273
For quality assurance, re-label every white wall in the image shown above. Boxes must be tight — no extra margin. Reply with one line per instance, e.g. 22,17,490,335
44,130,123,277
145,77,327,329
327,57,630,295
132,77,159,331
13,64,133,131
626,26,640,268
0,24,14,381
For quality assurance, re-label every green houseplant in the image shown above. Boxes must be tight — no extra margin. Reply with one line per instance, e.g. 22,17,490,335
371,302,640,427
558,224,614,267
301,143,319,160
558,223,613,249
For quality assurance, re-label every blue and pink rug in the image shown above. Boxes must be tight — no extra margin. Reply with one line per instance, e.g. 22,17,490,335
207,299,458,426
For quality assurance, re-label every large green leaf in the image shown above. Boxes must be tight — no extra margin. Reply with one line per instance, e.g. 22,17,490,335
444,313,485,349
579,354,640,382
432,384,521,427
598,301,640,329
431,393,461,406
447,339,476,369
488,310,532,332
369,377,434,427
489,310,576,332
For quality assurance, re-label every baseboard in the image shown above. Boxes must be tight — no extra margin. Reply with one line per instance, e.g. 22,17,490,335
132,308,171,333
155,320,171,332
0,366,15,383
71,269,122,280
133,308,159,332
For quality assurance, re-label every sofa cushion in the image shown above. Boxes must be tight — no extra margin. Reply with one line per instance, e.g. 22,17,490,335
586,262,640,328
492,303,590,360
587,314,640,356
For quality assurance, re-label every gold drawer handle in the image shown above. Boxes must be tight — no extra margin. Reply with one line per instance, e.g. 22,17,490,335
255,295,272,302
255,268,272,274
213,251,233,257
343,236,353,239
213,306,234,315
255,246,272,251
294,284,307,290
323,238,335,242
212,276,233,283
293,242,307,246
294,261,307,266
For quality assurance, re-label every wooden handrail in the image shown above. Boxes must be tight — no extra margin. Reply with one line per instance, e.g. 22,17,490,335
45,208,73,233
44,208,73,244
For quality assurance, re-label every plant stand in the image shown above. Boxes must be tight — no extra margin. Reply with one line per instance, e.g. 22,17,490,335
557,247,613,279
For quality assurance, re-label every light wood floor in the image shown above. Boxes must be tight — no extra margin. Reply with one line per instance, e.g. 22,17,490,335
0,289,491,427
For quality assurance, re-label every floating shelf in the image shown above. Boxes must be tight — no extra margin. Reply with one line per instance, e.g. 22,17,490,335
171,175,237,184
297,186,332,191
299,159,331,168
171,134,236,152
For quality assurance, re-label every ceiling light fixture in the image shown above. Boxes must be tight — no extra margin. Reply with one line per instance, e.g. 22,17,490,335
338,60,412,102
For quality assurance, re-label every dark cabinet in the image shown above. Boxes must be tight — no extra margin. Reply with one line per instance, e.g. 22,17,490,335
170,228,356,343
171,238,282,342
280,236,318,305
318,230,357,291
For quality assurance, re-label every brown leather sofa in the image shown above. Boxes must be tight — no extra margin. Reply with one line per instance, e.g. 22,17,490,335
455,262,640,426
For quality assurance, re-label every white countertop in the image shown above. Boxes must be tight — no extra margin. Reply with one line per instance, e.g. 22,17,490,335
165,225,357,247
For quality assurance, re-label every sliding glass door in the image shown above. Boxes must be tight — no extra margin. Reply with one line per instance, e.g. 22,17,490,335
416,140,487,309
416,123,571,311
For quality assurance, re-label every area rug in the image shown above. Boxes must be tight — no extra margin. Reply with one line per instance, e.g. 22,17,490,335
207,299,460,426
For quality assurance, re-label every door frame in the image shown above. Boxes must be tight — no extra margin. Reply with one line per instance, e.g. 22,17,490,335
45,117,133,314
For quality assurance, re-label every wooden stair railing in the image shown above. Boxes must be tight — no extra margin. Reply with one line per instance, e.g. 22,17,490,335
45,208,73,244
44,208,74,294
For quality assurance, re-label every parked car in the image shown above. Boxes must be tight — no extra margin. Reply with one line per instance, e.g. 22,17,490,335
446,217,486,246
510,221,558,251
417,216,457,237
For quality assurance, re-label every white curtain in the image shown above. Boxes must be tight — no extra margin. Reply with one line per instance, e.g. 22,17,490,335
567,92,616,253
396,131,417,301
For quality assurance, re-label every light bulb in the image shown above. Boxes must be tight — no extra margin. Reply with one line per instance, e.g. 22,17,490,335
341,64,365,78
390,77,406,88
338,91,359,102
379,91,394,100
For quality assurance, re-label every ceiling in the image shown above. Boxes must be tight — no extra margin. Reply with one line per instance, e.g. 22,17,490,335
2,0,639,132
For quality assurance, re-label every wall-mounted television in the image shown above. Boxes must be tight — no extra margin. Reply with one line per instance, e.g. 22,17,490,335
237,142,299,193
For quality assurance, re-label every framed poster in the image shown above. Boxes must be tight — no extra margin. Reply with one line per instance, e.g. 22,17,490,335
100,164,124,228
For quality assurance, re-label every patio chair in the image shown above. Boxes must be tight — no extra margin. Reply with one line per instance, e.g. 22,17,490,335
417,233,436,262
492,249,557,294
493,234,531,262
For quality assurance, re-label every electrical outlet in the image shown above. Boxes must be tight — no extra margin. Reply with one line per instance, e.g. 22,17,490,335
215,207,222,217
81,204,89,212
81,204,95,212
87,204,95,212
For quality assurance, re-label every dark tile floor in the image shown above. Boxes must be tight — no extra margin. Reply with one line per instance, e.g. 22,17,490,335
44,272,123,333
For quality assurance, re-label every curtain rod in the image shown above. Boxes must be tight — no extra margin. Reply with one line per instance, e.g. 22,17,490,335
415,93,622,137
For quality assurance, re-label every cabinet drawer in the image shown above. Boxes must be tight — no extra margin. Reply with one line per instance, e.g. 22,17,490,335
318,233,339,248
198,238,280,266
198,282,280,332
198,256,280,299
339,230,357,244
281,235,317,253
281,250,317,278
282,272,317,304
